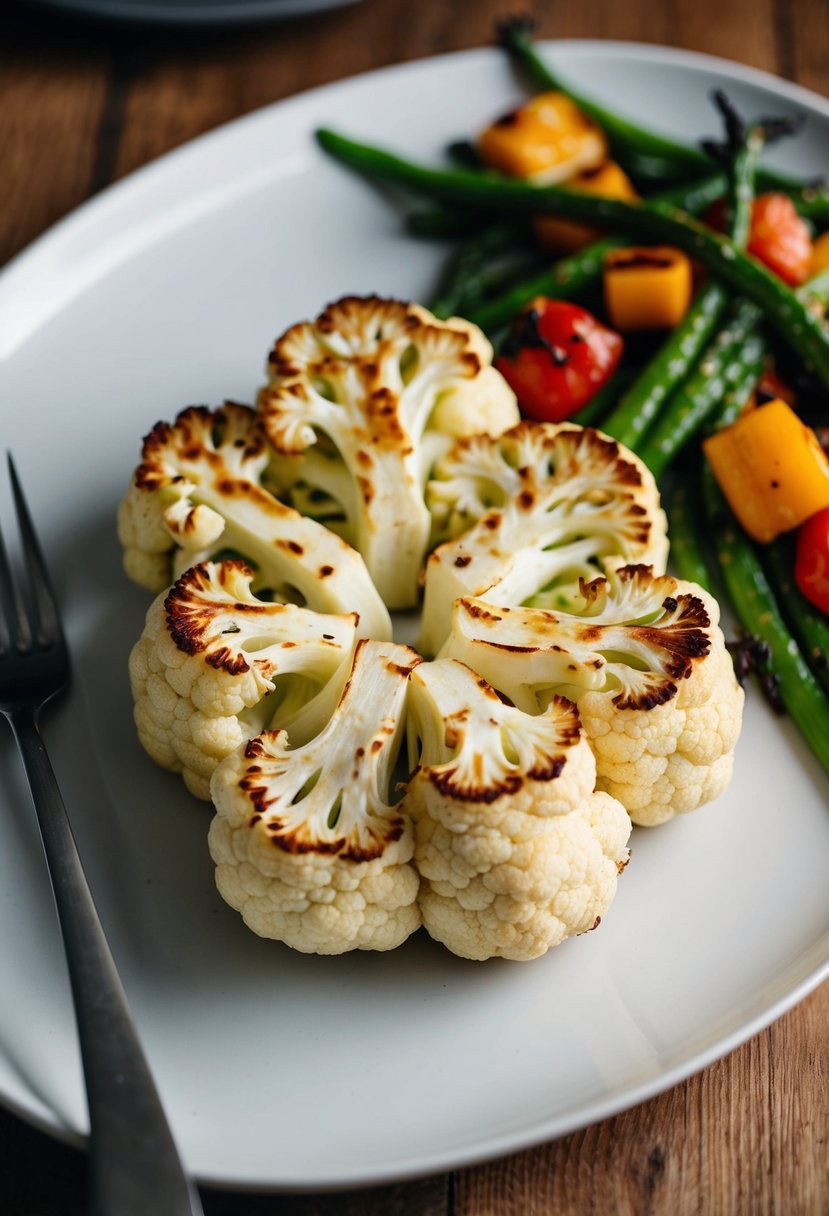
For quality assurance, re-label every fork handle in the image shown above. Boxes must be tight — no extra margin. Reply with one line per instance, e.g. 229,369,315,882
8,708,203,1216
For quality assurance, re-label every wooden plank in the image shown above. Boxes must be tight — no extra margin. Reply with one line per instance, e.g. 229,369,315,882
453,984,829,1216
784,0,829,95
0,14,110,264
671,0,780,73
111,0,513,179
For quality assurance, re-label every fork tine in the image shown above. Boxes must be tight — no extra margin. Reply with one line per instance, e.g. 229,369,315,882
7,454,61,650
0,486,32,656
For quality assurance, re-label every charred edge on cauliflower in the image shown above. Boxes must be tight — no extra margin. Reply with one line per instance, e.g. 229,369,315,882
267,295,480,391
428,422,659,543
165,561,268,672
238,733,407,861
427,691,582,803
120,399,392,637
237,734,405,860
408,658,589,808
257,296,518,610
444,565,717,712
578,566,712,709
420,422,669,655
228,640,421,863
136,404,268,490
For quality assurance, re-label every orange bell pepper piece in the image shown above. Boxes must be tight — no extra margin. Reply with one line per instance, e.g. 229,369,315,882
602,246,693,331
477,91,607,184
703,399,829,543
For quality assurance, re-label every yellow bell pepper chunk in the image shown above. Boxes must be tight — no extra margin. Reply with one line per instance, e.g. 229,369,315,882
703,398,829,543
603,246,693,331
810,230,829,276
534,161,640,253
477,91,608,184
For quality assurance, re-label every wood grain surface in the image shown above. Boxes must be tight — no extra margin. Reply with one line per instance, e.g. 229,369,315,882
2,0,828,1212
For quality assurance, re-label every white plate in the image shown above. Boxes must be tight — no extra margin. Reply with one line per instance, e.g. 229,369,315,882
0,42,828,1193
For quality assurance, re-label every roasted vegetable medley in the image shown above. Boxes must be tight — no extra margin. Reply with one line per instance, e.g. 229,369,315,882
121,24,829,961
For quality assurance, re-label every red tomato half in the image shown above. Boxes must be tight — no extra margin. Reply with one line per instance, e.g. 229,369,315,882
749,194,813,286
495,298,624,423
795,508,829,616
707,193,813,286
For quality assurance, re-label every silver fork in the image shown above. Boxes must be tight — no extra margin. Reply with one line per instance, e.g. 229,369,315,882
0,455,203,1216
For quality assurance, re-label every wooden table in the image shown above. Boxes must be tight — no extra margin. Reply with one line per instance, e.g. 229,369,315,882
2,0,827,1211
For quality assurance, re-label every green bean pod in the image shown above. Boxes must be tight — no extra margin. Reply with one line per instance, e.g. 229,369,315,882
701,464,829,776
706,335,768,433
464,176,728,334
406,206,484,238
570,366,636,429
764,537,829,699
665,476,715,591
798,267,829,307
602,282,731,450
603,123,762,451
429,222,531,318
637,306,768,478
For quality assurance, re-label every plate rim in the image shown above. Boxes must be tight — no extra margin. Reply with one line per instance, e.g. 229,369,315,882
1,38,828,1193
23,0,365,29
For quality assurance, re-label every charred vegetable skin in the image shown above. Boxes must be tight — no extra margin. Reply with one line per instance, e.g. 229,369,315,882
602,246,693,332
477,90,607,183
495,300,624,422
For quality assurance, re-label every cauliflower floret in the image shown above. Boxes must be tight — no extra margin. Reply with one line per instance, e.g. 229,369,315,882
425,312,519,438
420,421,669,654
129,560,358,800
208,639,422,953
118,400,391,640
441,565,744,826
257,296,518,609
579,638,742,826
404,658,631,960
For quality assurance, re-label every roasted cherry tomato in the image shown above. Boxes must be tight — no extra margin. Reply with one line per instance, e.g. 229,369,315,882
707,193,813,286
495,298,624,422
795,507,829,616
